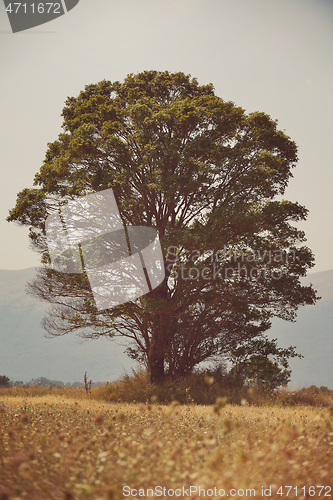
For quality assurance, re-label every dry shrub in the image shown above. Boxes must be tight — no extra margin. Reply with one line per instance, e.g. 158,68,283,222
273,385,333,407
1,374,331,408
89,369,149,403
86,370,272,405
89,372,333,407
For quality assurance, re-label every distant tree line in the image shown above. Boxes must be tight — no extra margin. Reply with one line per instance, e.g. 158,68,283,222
0,375,103,388
1,373,331,394
0,375,11,387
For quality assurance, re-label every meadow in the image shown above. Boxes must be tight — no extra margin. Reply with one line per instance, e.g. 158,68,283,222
0,380,332,500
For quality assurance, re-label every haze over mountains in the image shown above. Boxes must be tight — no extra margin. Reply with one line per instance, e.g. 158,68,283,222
0,267,332,388
268,268,333,389
0,268,133,384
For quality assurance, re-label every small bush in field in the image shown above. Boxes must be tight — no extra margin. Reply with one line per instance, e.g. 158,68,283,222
93,371,333,407
273,385,333,407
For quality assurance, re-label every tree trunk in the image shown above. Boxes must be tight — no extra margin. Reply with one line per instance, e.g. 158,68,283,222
147,328,166,383
148,354,165,383
146,279,171,384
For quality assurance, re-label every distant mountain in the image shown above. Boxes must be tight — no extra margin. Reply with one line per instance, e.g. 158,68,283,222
0,267,332,388
267,269,333,389
0,268,134,383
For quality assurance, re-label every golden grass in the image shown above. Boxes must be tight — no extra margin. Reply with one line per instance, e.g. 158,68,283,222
0,395,332,500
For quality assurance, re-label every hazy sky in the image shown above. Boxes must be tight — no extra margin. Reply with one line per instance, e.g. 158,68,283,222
1,0,332,272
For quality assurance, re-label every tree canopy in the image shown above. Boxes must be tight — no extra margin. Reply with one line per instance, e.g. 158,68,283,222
7,70,318,383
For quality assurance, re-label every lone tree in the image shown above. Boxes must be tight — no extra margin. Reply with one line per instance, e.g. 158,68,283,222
8,71,318,383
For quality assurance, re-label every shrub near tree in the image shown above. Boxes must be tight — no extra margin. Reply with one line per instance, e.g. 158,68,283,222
226,337,302,390
8,71,319,384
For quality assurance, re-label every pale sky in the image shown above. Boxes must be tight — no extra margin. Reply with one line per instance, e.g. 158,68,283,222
1,0,332,272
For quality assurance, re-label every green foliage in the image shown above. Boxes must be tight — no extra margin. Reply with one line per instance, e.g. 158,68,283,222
7,71,319,383
226,337,303,390
230,357,290,390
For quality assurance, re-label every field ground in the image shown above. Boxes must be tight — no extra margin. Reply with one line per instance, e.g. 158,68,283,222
0,395,332,500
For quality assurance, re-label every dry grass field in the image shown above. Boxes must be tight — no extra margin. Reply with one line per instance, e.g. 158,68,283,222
0,392,332,500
